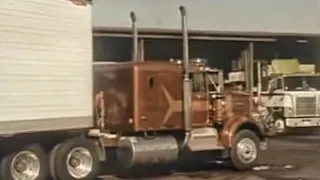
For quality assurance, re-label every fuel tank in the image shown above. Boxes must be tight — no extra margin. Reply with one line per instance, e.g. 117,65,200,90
116,136,179,168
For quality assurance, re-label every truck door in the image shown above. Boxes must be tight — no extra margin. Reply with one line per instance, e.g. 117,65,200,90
190,73,209,126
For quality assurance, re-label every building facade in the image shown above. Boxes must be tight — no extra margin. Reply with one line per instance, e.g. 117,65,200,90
93,0,320,36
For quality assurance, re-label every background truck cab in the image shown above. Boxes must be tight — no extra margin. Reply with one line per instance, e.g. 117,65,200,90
260,59,320,135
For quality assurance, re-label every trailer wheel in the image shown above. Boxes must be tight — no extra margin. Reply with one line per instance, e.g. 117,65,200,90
230,130,260,171
0,144,49,180
49,137,100,180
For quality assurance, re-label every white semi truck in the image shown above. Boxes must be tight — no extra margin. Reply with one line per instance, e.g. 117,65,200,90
260,59,320,135
229,58,320,136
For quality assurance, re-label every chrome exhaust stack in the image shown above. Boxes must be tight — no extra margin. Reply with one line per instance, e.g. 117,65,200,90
179,5,192,149
130,11,138,61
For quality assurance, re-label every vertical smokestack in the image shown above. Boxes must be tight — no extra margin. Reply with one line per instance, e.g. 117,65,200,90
179,6,192,133
256,60,262,99
248,42,254,112
130,12,138,61
179,6,189,72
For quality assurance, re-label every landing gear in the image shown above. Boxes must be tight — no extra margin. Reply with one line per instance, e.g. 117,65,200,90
230,130,260,171
49,137,100,180
0,144,49,180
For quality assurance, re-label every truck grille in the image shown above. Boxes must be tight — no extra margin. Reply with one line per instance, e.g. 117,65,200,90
295,96,317,116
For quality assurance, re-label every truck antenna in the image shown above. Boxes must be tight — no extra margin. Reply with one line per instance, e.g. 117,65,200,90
130,11,138,61
179,5,192,148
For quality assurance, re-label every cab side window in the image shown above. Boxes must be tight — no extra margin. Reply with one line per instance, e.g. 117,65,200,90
190,73,206,92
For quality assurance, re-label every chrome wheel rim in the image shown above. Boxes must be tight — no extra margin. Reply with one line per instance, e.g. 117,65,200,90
10,150,41,180
236,138,257,164
66,147,93,179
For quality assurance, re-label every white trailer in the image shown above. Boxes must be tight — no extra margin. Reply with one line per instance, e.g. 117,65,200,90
0,1,101,180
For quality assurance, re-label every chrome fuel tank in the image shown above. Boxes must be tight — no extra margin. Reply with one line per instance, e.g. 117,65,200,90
116,136,179,168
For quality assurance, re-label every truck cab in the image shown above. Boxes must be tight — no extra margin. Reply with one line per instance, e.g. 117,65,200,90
93,57,266,171
258,58,320,135
262,73,320,134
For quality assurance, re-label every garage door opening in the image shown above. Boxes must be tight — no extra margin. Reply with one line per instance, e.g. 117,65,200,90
93,36,132,62
93,35,320,75
93,36,250,74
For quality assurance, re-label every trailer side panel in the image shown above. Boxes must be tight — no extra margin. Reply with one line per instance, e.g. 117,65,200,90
0,0,93,134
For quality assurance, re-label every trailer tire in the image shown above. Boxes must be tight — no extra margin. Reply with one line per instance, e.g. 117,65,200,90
230,130,260,171
49,137,100,180
49,143,62,180
0,144,49,180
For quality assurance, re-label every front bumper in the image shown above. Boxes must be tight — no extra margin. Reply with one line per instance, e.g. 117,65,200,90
286,117,320,128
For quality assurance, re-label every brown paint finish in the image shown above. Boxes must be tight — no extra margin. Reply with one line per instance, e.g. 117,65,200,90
94,61,185,132
93,62,135,132
219,91,262,147
93,61,261,141
192,92,209,126
134,62,183,130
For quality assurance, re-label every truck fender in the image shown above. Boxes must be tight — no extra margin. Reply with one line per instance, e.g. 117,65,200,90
219,117,265,148
87,129,106,161
94,137,106,161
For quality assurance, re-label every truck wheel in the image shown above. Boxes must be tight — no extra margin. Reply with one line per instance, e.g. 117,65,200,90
49,143,61,180
49,137,100,180
230,130,260,171
274,118,286,134
0,144,49,180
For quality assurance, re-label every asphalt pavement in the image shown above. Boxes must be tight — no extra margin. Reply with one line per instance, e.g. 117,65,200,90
98,129,320,180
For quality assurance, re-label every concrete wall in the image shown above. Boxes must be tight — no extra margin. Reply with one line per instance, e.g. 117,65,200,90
93,0,320,35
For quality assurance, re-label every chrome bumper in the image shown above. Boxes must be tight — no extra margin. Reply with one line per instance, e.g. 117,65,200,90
286,117,320,128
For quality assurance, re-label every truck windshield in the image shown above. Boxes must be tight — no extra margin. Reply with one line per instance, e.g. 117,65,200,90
283,75,320,91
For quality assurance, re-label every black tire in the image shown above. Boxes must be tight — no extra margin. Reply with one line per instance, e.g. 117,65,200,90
0,144,49,180
230,130,260,171
49,143,62,180
49,137,100,180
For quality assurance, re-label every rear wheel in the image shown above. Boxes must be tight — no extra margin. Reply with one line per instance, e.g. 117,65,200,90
230,130,260,171
0,144,49,180
49,137,100,180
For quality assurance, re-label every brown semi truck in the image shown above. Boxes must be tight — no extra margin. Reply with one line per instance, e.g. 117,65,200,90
92,6,267,172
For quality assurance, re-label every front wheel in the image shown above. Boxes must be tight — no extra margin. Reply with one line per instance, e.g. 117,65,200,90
230,130,260,171
49,137,100,180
